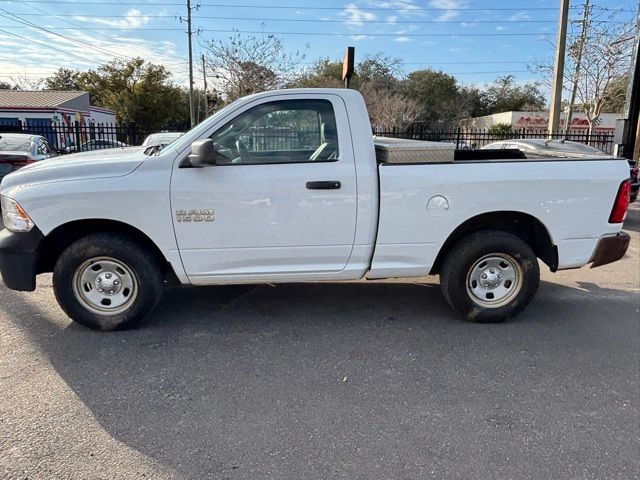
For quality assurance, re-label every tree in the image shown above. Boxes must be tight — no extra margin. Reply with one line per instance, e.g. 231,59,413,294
600,73,629,114
9,75,44,90
289,58,344,88
289,53,401,91
0,81,16,90
400,69,461,126
45,68,83,90
530,4,635,135
360,83,422,131
202,31,307,102
44,58,190,131
358,54,402,92
570,16,635,135
483,75,545,113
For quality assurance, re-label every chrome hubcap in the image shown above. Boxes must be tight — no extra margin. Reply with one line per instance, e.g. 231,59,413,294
466,254,523,308
73,257,138,315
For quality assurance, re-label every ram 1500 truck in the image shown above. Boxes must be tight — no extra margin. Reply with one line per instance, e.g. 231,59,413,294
0,89,631,330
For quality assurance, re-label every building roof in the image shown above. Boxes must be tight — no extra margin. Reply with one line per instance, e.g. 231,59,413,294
0,90,90,111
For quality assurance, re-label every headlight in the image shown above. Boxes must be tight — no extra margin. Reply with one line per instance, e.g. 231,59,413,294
1,195,34,232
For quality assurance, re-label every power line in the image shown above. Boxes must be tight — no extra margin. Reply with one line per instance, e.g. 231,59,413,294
0,13,559,23
0,9,133,60
0,28,99,64
0,24,557,35
7,13,632,25
1,1,585,10
7,0,161,62
198,29,555,37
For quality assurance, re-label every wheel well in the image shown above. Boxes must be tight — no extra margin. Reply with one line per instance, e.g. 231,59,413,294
36,219,178,282
430,211,558,274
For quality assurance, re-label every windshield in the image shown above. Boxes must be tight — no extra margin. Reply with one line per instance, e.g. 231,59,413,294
547,141,604,154
0,136,32,152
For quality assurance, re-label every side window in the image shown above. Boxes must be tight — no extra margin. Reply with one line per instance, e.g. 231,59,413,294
36,138,47,155
209,99,339,165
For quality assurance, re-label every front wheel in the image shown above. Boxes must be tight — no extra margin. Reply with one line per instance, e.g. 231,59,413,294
53,233,164,330
440,230,540,322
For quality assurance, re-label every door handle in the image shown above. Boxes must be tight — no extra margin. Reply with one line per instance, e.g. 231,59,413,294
306,181,341,190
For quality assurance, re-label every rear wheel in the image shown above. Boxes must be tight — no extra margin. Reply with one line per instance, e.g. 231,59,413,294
440,230,540,322
53,233,163,330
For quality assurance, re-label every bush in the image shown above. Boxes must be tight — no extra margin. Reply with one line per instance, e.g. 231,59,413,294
487,123,515,135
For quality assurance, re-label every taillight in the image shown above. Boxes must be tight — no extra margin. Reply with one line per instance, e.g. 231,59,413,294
609,179,630,223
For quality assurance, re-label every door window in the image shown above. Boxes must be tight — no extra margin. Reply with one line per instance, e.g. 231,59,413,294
36,138,50,155
209,99,339,165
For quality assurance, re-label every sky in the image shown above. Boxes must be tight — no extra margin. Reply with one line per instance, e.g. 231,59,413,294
0,0,637,92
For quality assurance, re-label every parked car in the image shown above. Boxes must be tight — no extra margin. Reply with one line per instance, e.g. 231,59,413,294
142,132,183,148
482,139,638,202
0,89,631,330
481,138,609,157
0,133,56,182
66,139,128,153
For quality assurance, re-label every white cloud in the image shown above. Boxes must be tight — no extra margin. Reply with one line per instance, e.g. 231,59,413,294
350,34,374,40
366,1,422,18
74,9,150,29
428,0,468,22
496,26,507,31
340,3,377,27
386,15,398,24
509,11,531,21
395,36,411,42
394,25,418,35
0,26,188,85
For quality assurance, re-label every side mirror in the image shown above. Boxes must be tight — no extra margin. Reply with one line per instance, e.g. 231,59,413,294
188,139,215,167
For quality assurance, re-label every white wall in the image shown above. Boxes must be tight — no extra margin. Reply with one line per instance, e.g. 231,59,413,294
462,111,620,132
90,108,116,124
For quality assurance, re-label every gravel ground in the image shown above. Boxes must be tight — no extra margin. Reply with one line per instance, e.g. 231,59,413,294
0,205,638,480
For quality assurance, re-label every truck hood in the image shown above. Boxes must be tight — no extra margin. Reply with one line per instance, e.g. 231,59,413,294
0,146,147,192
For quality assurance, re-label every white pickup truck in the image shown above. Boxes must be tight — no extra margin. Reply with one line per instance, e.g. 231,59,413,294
0,89,631,330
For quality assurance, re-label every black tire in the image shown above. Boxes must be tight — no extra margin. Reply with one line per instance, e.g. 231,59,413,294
439,230,540,323
53,233,164,330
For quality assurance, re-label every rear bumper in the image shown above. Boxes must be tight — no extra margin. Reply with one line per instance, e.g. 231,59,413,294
589,231,631,268
0,226,43,291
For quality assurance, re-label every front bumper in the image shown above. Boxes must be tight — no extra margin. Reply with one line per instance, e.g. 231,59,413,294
589,232,631,268
0,226,44,291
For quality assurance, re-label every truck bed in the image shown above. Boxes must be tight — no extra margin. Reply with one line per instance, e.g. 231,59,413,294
368,156,629,279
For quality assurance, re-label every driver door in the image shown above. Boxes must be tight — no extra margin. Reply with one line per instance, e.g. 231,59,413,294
171,94,358,282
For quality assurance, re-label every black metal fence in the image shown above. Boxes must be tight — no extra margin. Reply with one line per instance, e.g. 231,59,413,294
242,128,320,152
374,126,616,154
1,119,616,155
0,120,147,152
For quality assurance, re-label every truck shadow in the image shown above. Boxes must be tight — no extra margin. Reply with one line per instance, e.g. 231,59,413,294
2,278,638,477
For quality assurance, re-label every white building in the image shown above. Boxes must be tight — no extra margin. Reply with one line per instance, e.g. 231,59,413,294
461,110,619,134
0,90,116,147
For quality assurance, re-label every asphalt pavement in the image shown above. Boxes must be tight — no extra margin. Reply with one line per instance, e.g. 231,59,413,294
0,206,638,479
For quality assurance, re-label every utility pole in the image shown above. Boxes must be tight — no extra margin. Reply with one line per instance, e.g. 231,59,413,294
564,0,591,137
186,0,195,128
201,54,207,118
548,0,570,134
